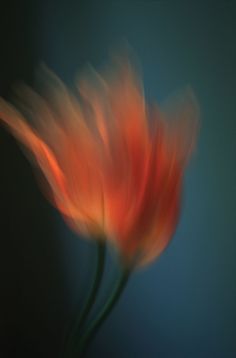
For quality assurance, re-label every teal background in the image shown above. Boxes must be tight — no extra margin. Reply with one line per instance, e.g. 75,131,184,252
0,1,236,357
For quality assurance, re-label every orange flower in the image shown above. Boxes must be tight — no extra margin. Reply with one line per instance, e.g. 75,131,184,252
0,57,199,267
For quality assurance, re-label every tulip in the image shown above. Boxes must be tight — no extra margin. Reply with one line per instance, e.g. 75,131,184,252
0,55,199,357
0,58,198,267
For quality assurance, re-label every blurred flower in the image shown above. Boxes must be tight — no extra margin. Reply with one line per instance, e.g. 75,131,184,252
0,56,199,267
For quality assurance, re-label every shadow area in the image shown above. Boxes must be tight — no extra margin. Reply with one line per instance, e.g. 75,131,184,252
0,1,69,357
0,129,69,358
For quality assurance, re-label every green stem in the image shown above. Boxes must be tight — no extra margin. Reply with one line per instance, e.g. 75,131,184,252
74,267,131,358
64,240,106,358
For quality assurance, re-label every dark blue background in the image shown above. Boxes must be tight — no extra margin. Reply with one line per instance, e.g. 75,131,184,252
0,1,235,357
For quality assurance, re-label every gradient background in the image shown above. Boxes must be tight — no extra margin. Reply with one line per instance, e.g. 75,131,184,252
0,1,236,357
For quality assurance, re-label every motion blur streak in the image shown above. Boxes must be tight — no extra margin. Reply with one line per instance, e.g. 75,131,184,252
0,55,199,268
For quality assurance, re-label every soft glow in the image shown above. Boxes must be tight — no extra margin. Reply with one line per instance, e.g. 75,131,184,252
0,56,199,267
